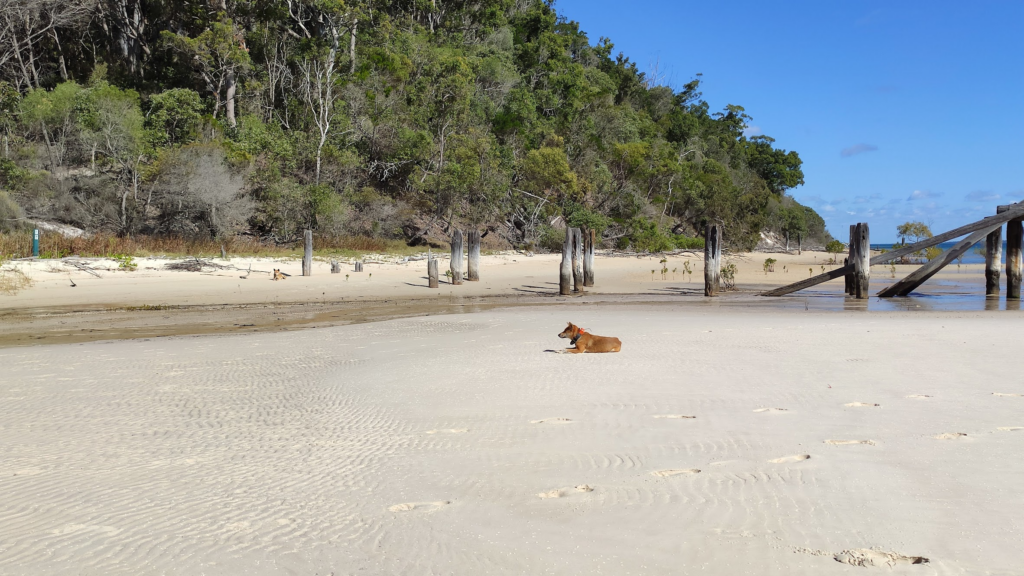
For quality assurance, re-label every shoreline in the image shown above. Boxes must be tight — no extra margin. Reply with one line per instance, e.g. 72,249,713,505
1,251,1016,348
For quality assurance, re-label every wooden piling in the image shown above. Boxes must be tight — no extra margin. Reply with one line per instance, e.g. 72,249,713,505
571,228,584,292
985,207,1005,295
330,260,341,273
450,230,464,285
704,223,722,297
797,233,802,255
583,228,595,287
560,227,572,295
845,224,855,295
428,256,439,288
302,229,312,276
354,261,364,272
853,223,870,299
1007,216,1022,299
467,230,481,281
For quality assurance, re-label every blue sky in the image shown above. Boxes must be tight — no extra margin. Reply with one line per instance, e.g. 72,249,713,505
554,0,1024,242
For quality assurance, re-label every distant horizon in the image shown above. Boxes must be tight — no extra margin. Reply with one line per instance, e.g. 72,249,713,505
554,0,1024,243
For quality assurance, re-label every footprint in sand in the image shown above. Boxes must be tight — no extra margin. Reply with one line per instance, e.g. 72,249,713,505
906,394,932,399
769,454,811,464
388,501,450,513
530,418,573,424
844,402,880,408
651,468,701,477
425,428,468,434
537,485,594,498
997,427,1024,432
833,549,928,567
753,407,788,413
824,440,875,446
652,414,696,419
934,432,967,440
993,392,1024,397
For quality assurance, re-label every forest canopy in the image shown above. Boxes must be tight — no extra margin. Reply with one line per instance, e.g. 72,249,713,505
0,0,830,250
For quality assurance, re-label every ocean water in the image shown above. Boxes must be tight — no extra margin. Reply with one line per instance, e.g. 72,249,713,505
870,241,1004,265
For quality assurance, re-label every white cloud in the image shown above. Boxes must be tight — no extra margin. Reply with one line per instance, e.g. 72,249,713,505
907,190,941,201
841,143,878,158
965,190,1000,203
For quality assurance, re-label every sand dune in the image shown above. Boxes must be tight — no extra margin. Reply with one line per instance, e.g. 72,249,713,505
2,306,1023,574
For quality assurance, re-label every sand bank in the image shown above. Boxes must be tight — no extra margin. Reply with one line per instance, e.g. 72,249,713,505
1,305,1022,574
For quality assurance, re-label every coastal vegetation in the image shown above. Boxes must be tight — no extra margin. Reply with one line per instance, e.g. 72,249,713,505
0,0,830,257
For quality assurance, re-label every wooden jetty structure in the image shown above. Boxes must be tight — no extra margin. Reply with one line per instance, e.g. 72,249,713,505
763,201,1024,298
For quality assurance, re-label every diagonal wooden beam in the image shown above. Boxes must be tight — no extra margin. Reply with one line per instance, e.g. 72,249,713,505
876,223,1000,297
761,264,854,297
870,201,1024,266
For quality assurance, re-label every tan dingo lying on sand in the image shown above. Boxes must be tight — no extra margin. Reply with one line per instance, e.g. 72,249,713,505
272,269,290,280
557,322,622,353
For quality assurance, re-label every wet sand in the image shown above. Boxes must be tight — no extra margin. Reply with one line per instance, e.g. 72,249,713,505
2,305,1023,574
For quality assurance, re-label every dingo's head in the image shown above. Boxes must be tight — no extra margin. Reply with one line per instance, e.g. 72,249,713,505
558,322,580,340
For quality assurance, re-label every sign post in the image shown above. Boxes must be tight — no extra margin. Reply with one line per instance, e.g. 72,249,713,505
32,228,39,257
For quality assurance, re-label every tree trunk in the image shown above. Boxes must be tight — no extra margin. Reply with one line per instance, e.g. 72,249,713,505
225,70,237,128
349,19,358,74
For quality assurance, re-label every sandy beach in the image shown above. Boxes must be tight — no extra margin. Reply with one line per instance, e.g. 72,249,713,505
2,252,1023,574
1,305,1023,574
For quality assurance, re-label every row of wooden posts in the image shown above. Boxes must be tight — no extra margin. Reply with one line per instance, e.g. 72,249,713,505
298,224,730,297
766,201,1024,299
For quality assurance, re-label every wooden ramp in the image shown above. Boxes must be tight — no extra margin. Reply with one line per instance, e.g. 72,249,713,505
762,201,1024,298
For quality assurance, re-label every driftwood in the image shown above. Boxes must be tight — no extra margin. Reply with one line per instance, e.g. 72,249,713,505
165,258,228,272
704,223,722,297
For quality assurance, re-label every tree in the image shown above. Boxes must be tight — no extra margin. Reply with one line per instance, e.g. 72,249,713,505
744,136,805,195
779,205,807,251
77,82,150,230
895,221,933,263
163,20,250,128
146,89,203,147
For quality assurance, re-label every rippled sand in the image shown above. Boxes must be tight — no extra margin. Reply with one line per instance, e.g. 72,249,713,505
2,306,1023,574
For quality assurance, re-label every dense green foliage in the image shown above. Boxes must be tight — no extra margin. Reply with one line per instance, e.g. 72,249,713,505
0,0,829,250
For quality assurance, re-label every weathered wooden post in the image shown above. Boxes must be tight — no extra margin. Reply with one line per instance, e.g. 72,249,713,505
354,261,364,272
583,228,595,287
302,229,313,276
428,256,439,288
221,244,227,259
467,230,481,281
704,223,721,297
853,222,870,299
571,228,584,292
797,233,802,255
559,227,572,295
330,260,341,273
845,224,856,295
450,229,464,285
1007,214,1022,299
986,207,1005,296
